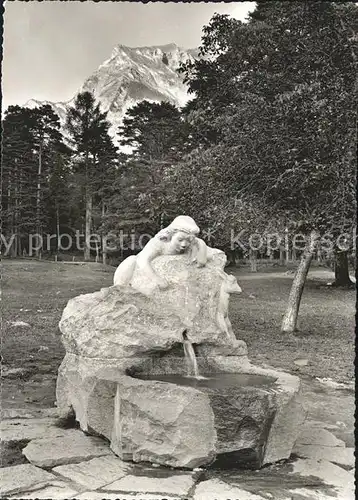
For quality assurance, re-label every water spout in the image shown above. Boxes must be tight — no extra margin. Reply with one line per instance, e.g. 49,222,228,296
182,330,199,378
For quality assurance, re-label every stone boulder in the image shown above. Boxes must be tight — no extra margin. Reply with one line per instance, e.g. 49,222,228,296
111,376,217,468
109,368,305,469
56,356,305,469
58,286,184,360
59,254,241,360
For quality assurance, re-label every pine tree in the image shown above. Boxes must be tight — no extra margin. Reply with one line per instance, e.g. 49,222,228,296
30,105,67,256
115,101,190,233
2,106,38,256
2,105,69,257
46,149,72,255
118,100,189,162
65,91,117,261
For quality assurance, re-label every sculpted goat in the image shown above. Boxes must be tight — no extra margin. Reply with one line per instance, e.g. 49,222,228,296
216,274,242,339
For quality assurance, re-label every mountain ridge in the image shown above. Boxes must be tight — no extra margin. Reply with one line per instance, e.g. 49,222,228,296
24,43,197,145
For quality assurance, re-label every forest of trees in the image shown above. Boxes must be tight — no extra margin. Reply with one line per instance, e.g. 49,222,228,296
1,2,356,331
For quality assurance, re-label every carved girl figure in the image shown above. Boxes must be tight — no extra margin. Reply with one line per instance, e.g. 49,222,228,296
113,216,220,289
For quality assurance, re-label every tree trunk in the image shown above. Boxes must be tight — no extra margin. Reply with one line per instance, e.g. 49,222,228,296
17,235,22,257
56,203,60,257
13,165,19,257
7,176,15,257
95,241,99,263
102,241,107,265
102,201,107,266
316,248,322,263
13,234,18,258
9,239,16,258
35,141,43,258
281,230,319,333
287,249,292,263
326,249,334,270
13,159,19,257
226,249,237,267
8,171,16,257
279,247,285,266
249,249,258,272
332,251,354,288
84,190,92,262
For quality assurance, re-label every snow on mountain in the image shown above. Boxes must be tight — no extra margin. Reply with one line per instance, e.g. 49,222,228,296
25,44,197,146
24,98,73,125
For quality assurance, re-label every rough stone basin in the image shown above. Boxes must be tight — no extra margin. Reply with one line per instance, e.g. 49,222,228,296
56,351,305,470
130,372,280,469
105,365,305,470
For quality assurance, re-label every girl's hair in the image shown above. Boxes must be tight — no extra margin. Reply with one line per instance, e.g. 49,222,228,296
157,216,200,242
157,227,177,241
156,227,196,242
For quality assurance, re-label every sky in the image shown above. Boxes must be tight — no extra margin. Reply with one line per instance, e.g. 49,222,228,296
2,1,255,109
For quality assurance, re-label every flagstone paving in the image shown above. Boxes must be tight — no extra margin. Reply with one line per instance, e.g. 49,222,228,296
1,417,68,444
294,424,346,447
22,429,113,468
291,458,354,499
0,464,61,497
1,408,59,420
1,421,354,500
101,469,199,496
193,479,269,500
52,455,130,490
8,481,78,500
0,379,354,500
74,493,162,500
293,442,354,466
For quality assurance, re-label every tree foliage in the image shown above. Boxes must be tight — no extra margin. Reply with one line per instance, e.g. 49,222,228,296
65,91,118,260
179,2,357,239
2,105,69,255
2,3,356,271
118,100,190,161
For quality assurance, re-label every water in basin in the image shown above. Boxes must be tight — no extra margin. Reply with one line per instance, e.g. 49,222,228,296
136,372,277,390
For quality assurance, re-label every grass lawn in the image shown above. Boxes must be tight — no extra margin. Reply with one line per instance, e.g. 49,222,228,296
1,259,355,410
230,266,355,383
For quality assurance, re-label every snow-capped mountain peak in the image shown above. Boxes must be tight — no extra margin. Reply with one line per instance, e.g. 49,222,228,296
24,43,197,146
81,43,196,141
24,99,73,124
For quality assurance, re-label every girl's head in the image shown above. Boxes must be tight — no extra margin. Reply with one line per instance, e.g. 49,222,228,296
157,216,200,241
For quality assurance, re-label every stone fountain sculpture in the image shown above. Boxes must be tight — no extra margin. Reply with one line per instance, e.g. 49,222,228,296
56,216,305,469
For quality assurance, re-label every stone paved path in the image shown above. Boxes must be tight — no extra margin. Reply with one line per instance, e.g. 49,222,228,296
1,377,354,500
